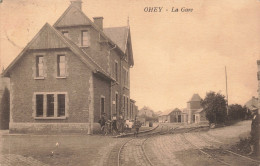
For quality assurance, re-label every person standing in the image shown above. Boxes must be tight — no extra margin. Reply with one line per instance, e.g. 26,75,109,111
134,118,141,137
249,109,259,155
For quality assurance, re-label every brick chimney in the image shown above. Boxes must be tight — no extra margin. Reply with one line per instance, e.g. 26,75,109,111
93,17,103,30
70,0,82,10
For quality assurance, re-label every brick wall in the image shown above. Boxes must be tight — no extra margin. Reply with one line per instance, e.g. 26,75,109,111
93,75,111,122
9,49,92,126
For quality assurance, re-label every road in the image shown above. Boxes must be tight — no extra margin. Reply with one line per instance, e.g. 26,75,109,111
1,120,258,166
112,120,259,166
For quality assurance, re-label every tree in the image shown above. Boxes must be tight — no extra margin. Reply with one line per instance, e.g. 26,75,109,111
228,104,247,120
201,91,227,125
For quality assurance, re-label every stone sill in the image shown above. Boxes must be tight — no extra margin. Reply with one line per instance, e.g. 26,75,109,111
56,76,67,79
34,77,45,80
34,117,67,120
123,86,129,90
80,46,89,48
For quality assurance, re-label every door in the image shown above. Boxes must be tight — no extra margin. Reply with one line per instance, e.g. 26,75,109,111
178,115,181,123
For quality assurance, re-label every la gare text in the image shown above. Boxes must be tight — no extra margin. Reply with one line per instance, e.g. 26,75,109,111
144,7,193,13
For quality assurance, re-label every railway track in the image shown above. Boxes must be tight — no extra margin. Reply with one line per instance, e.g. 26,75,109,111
115,125,169,166
181,128,260,166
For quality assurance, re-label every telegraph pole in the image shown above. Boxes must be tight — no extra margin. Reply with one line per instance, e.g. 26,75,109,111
225,66,229,116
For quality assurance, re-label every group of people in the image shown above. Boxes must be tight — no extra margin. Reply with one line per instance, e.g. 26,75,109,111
98,113,141,136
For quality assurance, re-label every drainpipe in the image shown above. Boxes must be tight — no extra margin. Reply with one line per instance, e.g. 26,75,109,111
109,44,116,120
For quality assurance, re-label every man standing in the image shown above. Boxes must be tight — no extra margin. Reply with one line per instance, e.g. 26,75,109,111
249,109,259,156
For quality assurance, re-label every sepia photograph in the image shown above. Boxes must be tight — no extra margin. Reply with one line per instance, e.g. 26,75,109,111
0,0,260,165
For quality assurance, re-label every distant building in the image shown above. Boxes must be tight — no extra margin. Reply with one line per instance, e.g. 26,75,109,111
181,94,208,124
158,108,182,123
138,106,154,117
244,96,258,111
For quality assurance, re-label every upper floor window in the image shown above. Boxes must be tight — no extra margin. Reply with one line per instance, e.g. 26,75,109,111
62,31,69,38
115,61,118,81
81,30,89,47
123,68,129,87
36,56,44,77
57,55,66,77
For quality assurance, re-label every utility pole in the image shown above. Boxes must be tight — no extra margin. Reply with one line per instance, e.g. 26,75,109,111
225,66,229,116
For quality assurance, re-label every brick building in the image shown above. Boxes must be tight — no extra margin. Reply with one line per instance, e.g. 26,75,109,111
2,0,137,134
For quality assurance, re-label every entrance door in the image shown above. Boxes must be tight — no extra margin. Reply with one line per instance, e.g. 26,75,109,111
178,115,181,123
193,115,195,123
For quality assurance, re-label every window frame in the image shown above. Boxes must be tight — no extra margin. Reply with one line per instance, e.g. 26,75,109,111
35,55,44,79
115,61,118,82
100,95,105,118
81,30,89,47
57,54,66,78
34,92,68,119
123,67,129,88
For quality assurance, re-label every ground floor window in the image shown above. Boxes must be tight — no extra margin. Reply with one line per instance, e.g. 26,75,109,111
58,94,66,117
36,94,43,117
35,92,67,119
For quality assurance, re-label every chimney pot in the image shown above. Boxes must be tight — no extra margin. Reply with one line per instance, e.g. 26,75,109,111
70,0,82,10
93,17,104,30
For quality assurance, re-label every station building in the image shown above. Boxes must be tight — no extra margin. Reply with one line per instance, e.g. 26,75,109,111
2,0,137,134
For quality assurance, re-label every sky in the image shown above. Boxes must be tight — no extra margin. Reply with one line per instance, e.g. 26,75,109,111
1,0,260,112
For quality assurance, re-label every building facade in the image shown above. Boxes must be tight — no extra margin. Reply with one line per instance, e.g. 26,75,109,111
180,94,208,124
3,0,137,134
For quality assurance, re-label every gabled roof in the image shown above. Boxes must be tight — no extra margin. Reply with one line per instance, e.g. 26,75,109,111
53,4,134,66
160,108,181,116
104,27,129,53
53,5,91,27
188,93,202,102
195,108,204,114
3,23,114,81
53,5,125,54
104,26,134,66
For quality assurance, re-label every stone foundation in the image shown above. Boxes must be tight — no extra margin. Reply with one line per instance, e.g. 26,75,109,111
9,122,101,134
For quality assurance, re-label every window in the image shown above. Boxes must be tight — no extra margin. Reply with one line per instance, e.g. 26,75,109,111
115,61,118,81
126,98,129,118
123,96,126,117
36,94,43,117
47,94,54,117
58,94,65,117
81,30,89,46
57,55,66,77
34,93,67,119
101,97,105,116
115,92,118,115
62,31,69,38
123,68,129,87
36,56,44,77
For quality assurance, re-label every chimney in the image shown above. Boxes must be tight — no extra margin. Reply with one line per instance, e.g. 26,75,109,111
70,0,82,10
93,17,104,30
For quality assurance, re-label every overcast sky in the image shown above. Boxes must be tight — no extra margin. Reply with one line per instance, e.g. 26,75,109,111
1,0,260,112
